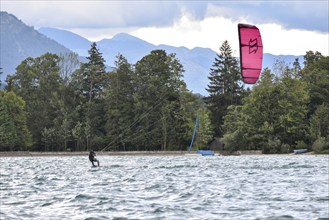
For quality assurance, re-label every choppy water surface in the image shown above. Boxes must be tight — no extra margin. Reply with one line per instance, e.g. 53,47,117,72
1,155,328,220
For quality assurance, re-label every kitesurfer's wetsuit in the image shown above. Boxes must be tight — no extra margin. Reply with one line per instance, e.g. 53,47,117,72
89,151,100,167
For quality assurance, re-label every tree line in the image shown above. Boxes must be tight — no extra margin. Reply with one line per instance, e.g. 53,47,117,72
0,41,328,153
0,43,212,152
207,46,329,154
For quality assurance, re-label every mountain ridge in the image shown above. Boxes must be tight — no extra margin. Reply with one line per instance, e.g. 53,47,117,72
1,11,304,95
38,27,304,95
38,27,91,57
0,11,72,79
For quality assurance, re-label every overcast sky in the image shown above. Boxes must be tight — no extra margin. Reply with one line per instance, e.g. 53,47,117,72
1,1,328,56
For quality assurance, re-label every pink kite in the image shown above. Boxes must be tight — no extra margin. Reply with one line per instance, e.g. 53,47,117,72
238,24,263,84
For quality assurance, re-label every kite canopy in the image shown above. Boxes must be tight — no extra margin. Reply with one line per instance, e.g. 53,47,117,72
238,24,263,84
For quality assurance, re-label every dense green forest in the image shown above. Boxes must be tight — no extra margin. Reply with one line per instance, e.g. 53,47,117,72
0,42,328,153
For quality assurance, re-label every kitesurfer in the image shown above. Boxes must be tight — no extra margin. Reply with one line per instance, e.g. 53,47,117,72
89,150,100,167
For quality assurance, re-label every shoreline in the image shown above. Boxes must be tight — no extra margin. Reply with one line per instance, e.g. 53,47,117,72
0,150,318,157
0,151,187,157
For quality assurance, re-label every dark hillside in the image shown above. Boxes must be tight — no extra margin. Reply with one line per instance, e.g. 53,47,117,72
0,11,71,80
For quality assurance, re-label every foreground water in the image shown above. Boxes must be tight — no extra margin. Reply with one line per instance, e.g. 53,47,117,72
0,155,328,220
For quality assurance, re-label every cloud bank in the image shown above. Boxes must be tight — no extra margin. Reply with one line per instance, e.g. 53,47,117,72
1,1,328,55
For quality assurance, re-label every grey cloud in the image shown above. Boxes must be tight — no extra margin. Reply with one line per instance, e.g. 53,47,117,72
1,1,182,28
181,1,328,32
1,1,328,32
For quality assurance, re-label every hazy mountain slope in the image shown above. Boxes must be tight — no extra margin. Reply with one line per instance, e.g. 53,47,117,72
156,45,216,94
0,11,72,81
263,53,304,70
96,34,216,94
38,28,305,95
38,27,91,57
1,11,305,95
39,29,215,94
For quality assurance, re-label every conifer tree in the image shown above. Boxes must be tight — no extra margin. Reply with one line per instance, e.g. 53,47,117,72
292,58,302,78
70,42,108,150
104,54,135,151
205,40,244,137
84,42,107,102
83,42,108,150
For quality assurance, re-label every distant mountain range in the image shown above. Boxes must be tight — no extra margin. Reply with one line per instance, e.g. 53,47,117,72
1,11,304,95
37,28,219,95
0,12,71,78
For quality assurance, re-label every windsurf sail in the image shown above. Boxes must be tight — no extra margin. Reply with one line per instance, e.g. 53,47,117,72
188,115,198,153
238,24,263,84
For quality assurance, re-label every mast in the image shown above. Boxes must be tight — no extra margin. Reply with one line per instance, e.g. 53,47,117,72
188,115,198,153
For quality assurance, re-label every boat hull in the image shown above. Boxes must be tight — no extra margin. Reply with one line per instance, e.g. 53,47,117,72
293,149,307,154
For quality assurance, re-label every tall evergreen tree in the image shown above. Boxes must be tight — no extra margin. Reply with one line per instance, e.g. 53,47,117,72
292,58,302,78
72,42,108,150
104,54,135,151
84,42,107,102
205,40,244,137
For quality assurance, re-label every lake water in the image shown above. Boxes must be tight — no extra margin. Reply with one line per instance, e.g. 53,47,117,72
0,155,328,220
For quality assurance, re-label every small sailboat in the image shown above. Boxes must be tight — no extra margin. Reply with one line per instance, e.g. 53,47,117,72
186,115,215,156
292,149,308,154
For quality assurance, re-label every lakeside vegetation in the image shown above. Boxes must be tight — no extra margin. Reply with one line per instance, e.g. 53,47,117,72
0,41,328,154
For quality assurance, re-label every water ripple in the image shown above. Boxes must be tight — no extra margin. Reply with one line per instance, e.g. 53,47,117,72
0,155,328,219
